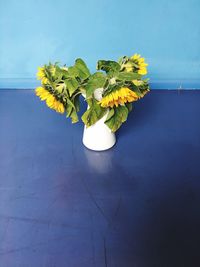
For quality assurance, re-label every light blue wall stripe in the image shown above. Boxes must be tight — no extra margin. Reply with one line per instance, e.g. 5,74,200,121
0,0,200,88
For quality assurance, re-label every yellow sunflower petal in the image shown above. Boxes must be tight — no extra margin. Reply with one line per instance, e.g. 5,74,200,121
138,69,147,75
37,67,46,80
41,77,49,85
132,54,141,60
138,58,145,63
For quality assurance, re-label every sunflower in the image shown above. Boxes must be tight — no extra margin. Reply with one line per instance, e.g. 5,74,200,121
131,54,148,75
123,62,133,72
37,67,45,80
41,77,49,85
37,67,50,85
35,87,65,114
122,54,148,75
100,87,139,108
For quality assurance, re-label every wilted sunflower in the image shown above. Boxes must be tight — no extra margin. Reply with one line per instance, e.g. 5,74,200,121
37,67,45,79
122,54,148,75
37,66,50,85
100,87,139,108
35,87,65,114
131,54,148,75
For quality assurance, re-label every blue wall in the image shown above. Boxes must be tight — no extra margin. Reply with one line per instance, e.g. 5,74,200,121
0,0,200,89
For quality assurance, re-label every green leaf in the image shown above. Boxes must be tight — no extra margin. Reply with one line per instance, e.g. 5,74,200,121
97,60,120,75
62,69,70,79
74,58,90,80
105,108,115,122
66,104,73,118
67,66,79,77
126,102,133,112
118,56,128,65
70,109,79,123
81,99,106,127
117,72,141,81
54,66,64,82
85,72,106,98
73,94,80,112
105,106,128,132
130,84,144,97
66,98,79,123
64,78,79,96
67,98,76,110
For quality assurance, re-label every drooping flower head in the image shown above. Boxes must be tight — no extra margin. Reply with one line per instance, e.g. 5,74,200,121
36,66,50,85
121,54,148,75
37,67,45,79
37,64,56,85
131,54,148,75
100,87,139,108
35,87,65,114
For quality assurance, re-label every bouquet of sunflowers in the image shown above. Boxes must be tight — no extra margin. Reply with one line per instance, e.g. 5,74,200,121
35,54,149,132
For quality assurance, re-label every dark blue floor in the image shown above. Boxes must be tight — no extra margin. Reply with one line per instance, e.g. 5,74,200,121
0,89,200,267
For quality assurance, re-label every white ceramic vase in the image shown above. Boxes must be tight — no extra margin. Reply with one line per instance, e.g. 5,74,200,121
82,88,116,151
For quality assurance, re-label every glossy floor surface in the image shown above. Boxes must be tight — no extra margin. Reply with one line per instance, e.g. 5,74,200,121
0,90,200,267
